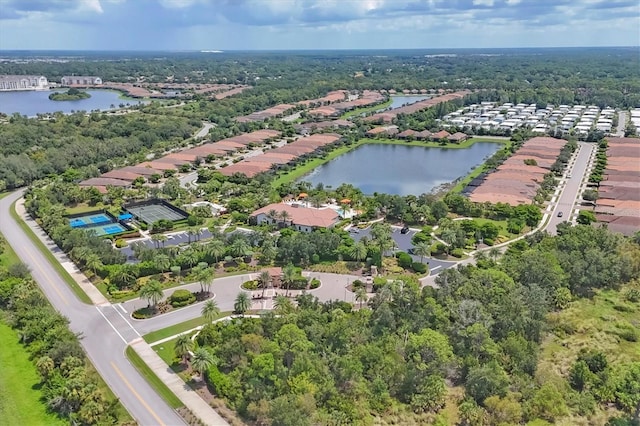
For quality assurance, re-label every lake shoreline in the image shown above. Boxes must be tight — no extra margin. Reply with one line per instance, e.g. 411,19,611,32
272,137,507,192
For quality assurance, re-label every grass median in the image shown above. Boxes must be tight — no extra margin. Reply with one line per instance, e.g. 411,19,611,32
10,200,92,304
144,311,231,344
125,346,184,410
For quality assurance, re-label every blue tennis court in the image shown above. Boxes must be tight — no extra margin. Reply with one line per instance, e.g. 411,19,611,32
88,223,127,236
69,213,113,228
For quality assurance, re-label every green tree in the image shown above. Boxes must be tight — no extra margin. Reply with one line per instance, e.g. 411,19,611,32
201,300,220,324
196,267,215,294
191,347,216,380
139,280,163,309
154,253,171,273
355,287,368,309
174,334,194,365
413,241,431,263
349,242,368,263
234,291,251,316
258,270,272,299
466,361,510,404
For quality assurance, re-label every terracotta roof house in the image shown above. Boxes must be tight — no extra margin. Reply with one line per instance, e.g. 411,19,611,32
397,129,417,139
431,130,451,140
251,203,340,233
447,132,469,143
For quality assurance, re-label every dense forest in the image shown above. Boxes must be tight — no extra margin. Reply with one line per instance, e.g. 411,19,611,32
190,225,640,425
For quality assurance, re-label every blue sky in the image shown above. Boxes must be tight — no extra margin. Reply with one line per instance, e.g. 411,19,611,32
0,0,638,50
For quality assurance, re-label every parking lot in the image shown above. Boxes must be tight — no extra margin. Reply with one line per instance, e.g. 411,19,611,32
351,225,456,273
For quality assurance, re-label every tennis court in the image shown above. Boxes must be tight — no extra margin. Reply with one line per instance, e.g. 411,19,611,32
69,213,113,228
126,203,187,224
87,223,128,236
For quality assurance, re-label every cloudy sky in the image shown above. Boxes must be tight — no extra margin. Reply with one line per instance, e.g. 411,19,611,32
0,0,638,50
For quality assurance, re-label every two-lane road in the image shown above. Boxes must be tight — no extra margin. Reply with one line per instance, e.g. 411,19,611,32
545,141,596,235
0,191,185,426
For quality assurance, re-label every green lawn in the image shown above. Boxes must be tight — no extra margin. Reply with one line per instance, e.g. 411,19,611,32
65,203,103,215
271,137,508,188
0,322,67,426
0,232,20,268
339,99,392,119
10,201,92,304
143,311,230,343
125,346,184,410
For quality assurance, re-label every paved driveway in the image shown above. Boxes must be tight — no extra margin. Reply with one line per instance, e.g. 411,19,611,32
351,225,456,273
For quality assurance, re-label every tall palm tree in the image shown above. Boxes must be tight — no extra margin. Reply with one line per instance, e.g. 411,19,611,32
139,280,163,309
174,334,193,365
84,253,103,276
370,223,394,259
70,246,92,264
258,270,271,299
111,264,138,289
197,267,215,295
151,234,162,249
181,248,199,269
273,295,294,315
201,300,220,324
412,241,432,264
205,239,225,264
488,247,502,262
229,238,250,261
278,210,291,227
349,242,368,263
266,209,279,225
191,347,216,380
234,291,251,316
355,287,368,309
281,264,297,297
154,254,171,273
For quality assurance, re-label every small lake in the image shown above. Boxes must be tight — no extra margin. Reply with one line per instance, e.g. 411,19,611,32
375,95,430,113
0,90,147,117
301,142,501,195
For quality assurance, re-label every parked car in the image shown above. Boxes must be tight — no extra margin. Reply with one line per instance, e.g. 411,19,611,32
400,226,410,234
557,211,563,217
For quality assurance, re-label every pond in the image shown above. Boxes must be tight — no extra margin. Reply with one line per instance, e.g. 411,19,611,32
0,90,148,117
375,95,430,112
300,142,501,195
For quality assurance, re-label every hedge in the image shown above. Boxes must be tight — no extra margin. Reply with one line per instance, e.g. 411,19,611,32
169,289,196,308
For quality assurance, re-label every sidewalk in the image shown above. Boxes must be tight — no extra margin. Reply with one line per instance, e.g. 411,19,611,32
130,339,229,426
16,198,109,305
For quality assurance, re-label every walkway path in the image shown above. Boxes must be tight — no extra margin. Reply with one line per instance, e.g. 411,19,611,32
130,339,229,426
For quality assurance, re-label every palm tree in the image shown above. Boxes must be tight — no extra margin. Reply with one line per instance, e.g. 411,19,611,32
70,246,92,264
281,264,297,297
154,254,171,273
139,280,163,310
412,241,432,264
229,238,250,261
278,210,291,227
111,264,138,289
187,228,197,244
258,270,271,299
488,247,501,262
273,295,294,315
205,239,225,264
151,234,162,249
191,347,216,380
197,267,215,295
349,242,368,263
370,223,394,259
234,291,251,316
355,287,368,309
156,234,168,248
266,209,279,225
84,253,103,276
201,300,220,324
181,248,199,269
174,334,193,365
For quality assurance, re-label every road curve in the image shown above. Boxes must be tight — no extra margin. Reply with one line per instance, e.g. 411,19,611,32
0,190,185,426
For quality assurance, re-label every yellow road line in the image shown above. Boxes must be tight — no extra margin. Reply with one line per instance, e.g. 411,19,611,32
111,361,166,426
25,248,69,306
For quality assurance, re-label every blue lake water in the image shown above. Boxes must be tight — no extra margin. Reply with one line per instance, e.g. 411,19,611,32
301,142,501,195
373,95,430,113
0,90,147,117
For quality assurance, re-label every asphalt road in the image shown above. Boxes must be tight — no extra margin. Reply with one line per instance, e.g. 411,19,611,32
545,142,596,235
0,190,185,426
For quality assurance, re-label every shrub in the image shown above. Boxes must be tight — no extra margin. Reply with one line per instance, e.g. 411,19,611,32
132,307,155,319
290,276,309,290
170,265,181,277
169,289,196,308
451,248,465,258
138,222,148,230
114,239,127,248
242,280,258,290
309,278,321,289
412,262,428,274
483,238,495,246
396,252,413,269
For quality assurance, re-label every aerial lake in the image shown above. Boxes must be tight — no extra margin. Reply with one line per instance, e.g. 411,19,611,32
375,95,430,112
0,90,147,117
301,142,502,195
